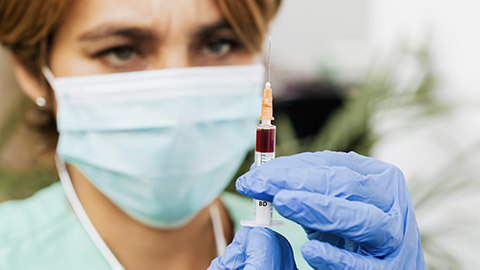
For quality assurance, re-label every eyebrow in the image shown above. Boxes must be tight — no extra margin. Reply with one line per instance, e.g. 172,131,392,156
194,20,232,38
78,24,157,42
77,20,233,43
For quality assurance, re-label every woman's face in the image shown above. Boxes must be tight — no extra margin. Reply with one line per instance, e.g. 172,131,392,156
49,0,259,77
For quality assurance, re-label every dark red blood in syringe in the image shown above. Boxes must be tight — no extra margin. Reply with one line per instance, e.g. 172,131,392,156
256,127,276,153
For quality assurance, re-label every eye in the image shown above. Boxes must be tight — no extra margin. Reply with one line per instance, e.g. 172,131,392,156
97,45,140,67
104,46,137,61
202,39,238,57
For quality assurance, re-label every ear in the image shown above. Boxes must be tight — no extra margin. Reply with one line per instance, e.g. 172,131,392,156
12,58,49,106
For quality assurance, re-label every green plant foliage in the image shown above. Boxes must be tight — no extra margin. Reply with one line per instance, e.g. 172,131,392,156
0,95,58,202
0,166,58,202
278,46,446,157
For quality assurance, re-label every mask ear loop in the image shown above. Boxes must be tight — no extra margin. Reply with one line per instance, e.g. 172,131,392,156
41,66,57,91
39,66,58,112
209,205,227,256
39,39,58,106
56,156,125,270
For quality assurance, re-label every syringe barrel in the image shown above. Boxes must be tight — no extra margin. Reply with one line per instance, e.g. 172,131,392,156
253,123,276,225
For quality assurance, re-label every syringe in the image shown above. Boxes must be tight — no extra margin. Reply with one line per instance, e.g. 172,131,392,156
240,38,282,227
240,81,282,227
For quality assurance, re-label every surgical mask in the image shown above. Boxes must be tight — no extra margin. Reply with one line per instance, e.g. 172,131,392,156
43,65,264,228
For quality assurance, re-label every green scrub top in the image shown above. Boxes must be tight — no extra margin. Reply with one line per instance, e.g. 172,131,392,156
0,182,311,269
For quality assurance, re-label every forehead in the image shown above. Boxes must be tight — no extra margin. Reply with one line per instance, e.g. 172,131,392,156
59,0,224,36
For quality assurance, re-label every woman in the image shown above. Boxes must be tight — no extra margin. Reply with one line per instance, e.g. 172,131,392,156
0,0,426,269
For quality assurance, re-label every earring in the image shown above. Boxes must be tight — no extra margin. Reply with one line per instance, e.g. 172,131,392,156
36,97,47,108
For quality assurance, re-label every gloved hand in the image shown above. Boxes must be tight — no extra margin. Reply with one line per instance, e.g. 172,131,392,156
236,151,426,269
208,227,297,270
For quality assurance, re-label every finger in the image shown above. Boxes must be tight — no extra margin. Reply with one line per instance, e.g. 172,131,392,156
301,240,383,270
273,190,402,256
236,163,393,211
251,151,392,175
209,227,296,270
208,227,250,269
303,228,361,253
320,150,393,175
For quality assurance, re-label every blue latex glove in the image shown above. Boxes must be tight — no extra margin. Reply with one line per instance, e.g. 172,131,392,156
208,227,297,270
236,151,426,269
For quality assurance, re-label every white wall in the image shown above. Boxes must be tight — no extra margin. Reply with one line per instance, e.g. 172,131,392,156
369,0,480,101
270,0,480,99
269,0,371,83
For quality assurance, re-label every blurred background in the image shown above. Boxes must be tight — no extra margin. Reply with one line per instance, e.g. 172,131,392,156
1,0,480,269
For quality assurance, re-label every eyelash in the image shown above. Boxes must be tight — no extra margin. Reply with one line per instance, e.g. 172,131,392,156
201,38,241,54
92,37,244,68
210,38,240,48
90,44,143,69
95,45,139,59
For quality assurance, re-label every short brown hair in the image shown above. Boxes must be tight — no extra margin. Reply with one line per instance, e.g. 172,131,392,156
216,0,282,52
0,0,67,80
